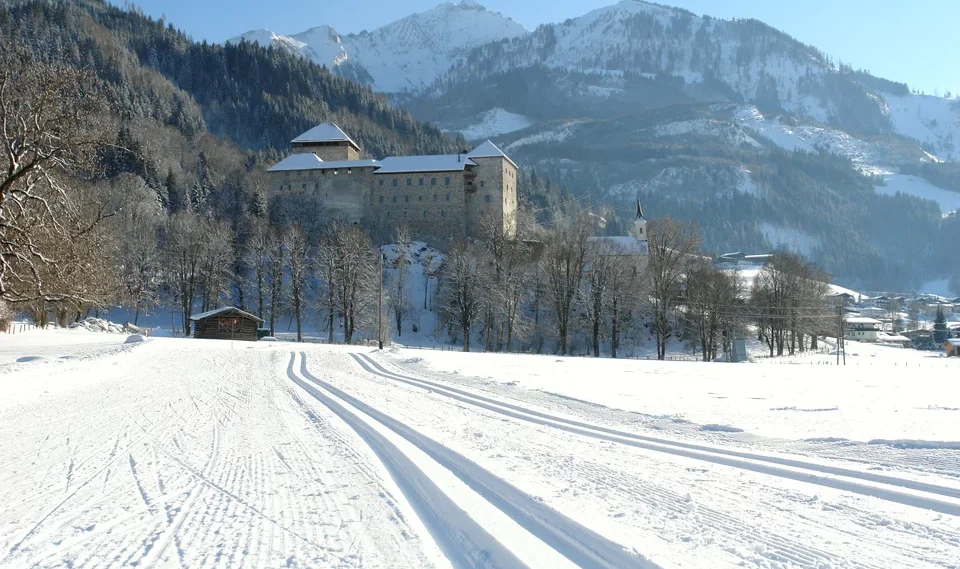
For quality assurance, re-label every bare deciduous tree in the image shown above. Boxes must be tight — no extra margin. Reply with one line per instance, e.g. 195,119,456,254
284,225,309,342
540,213,591,355
646,217,701,360
0,48,113,306
388,224,411,337
437,241,487,352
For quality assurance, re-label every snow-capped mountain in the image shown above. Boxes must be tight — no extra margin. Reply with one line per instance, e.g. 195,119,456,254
229,1,527,93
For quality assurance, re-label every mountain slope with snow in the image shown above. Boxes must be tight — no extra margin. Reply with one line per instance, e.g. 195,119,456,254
229,1,527,93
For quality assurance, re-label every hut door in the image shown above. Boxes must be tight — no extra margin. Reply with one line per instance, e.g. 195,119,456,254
218,317,241,332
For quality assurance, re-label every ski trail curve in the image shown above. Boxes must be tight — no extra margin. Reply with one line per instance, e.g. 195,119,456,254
294,352,659,569
285,352,531,569
351,352,960,517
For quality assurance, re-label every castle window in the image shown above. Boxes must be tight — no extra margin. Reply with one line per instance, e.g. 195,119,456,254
445,193,450,201
387,212,391,218
393,179,398,187
347,168,352,174
392,196,397,203
441,210,445,218
433,194,438,201
301,184,306,190
379,196,384,204
418,195,422,202
379,180,384,186
431,177,437,186
444,177,451,186
419,178,424,186
485,195,491,203
480,181,485,188
423,210,427,217
334,170,339,175
407,178,412,186
404,196,409,203
314,183,319,190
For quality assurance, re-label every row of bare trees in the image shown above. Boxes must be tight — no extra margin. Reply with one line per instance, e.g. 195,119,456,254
430,213,832,360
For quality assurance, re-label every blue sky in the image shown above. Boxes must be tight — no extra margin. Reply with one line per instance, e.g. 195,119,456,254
114,0,958,96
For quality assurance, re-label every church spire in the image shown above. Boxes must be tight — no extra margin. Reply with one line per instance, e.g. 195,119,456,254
635,198,645,221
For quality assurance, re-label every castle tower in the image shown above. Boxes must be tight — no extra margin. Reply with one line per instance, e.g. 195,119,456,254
634,198,647,241
290,122,361,161
466,141,518,239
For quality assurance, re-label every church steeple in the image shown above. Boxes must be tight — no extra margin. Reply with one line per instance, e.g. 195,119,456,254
634,198,647,241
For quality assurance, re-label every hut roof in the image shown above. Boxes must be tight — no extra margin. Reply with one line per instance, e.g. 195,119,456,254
190,307,263,323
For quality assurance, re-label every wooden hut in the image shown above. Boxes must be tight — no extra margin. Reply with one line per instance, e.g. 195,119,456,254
945,338,960,357
190,307,263,342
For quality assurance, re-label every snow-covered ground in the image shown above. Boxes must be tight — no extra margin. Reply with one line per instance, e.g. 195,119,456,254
2,329,959,568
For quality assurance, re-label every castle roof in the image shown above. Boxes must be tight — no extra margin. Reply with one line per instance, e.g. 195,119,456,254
268,153,325,172
467,140,518,169
268,154,378,173
292,123,360,150
374,155,477,174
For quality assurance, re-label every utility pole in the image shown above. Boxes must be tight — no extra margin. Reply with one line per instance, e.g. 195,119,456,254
378,245,384,350
836,298,846,365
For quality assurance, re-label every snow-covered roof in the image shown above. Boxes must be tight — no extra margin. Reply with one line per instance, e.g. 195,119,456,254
946,338,960,346
311,159,379,170
268,153,325,172
845,317,882,325
879,332,911,343
588,236,649,255
467,140,518,169
190,307,263,323
374,155,477,174
292,123,360,149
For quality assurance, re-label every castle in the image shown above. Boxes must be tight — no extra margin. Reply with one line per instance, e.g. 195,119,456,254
268,123,518,243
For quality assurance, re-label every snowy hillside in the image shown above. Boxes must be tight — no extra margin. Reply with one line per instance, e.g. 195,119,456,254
229,1,527,93
451,108,535,140
883,93,960,161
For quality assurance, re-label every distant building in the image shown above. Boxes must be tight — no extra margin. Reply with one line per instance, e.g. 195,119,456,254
845,317,882,342
715,251,773,268
268,123,519,243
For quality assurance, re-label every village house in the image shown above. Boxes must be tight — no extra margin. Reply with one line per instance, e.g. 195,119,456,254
268,123,519,244
845,317,883,342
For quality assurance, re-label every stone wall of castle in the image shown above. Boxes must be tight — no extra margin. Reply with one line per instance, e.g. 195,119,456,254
292,142,360,162
368,172,469,243
268,156,516,244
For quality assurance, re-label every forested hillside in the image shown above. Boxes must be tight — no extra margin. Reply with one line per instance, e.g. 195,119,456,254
0,0,464,326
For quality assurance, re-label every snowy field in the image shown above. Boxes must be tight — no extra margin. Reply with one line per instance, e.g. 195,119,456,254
1,330,959,568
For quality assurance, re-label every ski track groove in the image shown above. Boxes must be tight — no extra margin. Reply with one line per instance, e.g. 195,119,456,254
286,352,536,569
352,353,960,516
293,351,661,569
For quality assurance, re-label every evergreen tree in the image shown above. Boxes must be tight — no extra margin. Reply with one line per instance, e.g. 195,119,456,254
934,304,949,345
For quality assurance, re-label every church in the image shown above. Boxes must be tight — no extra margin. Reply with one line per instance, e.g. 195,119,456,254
268,123,519,243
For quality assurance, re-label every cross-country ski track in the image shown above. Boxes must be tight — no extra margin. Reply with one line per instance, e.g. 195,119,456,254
348,352,960,513
1,337,959,568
